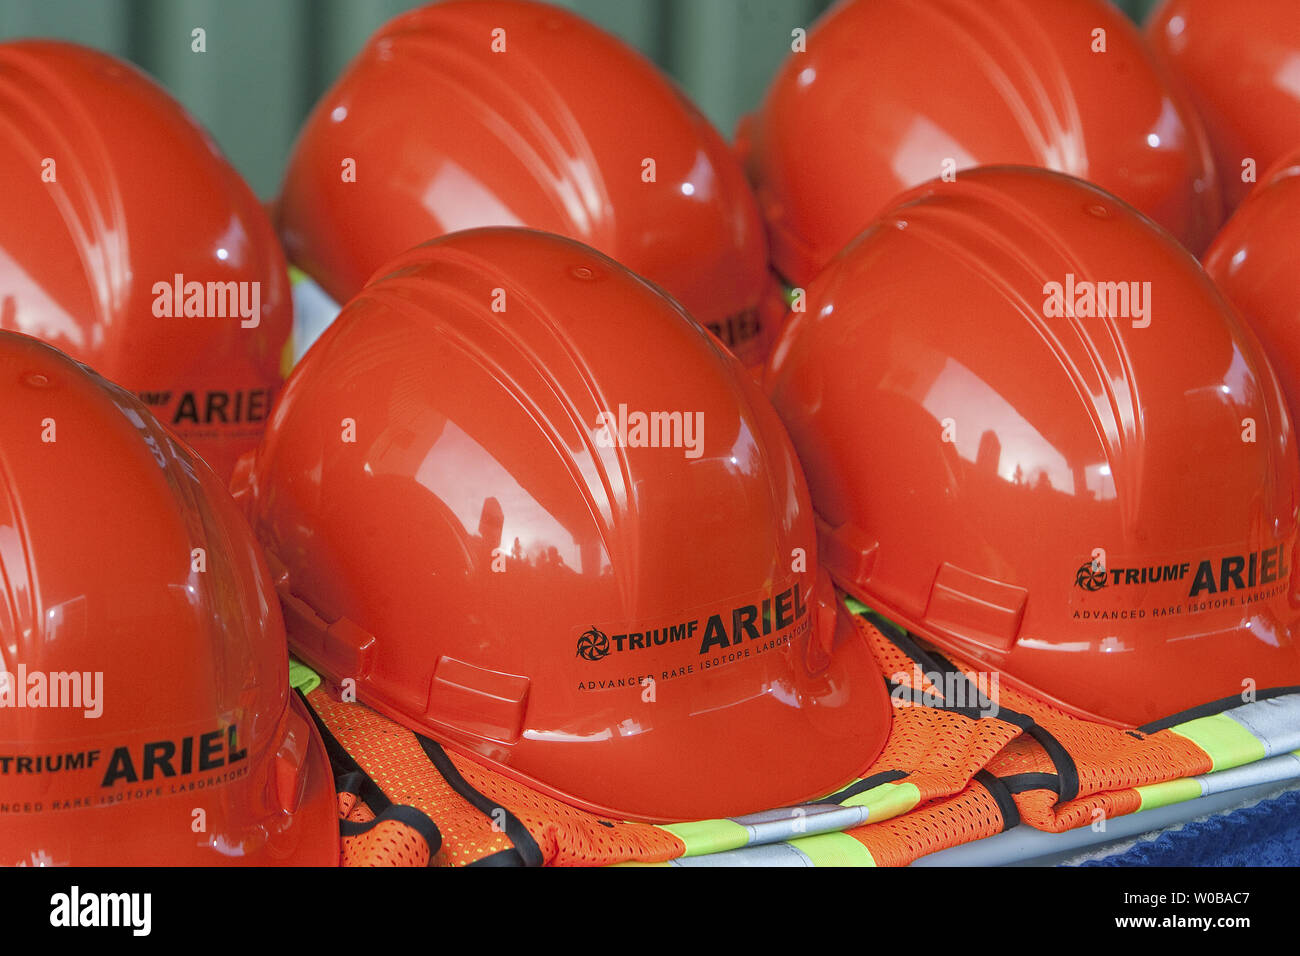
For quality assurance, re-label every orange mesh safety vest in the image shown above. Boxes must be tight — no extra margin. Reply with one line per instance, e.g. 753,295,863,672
298,608,1300,866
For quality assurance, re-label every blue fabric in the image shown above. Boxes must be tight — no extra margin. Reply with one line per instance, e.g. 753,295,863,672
1081,790,1300,866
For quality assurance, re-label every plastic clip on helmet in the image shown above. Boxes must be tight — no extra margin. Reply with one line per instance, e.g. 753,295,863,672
764,166,1300,730
738,0,1222,288
0,331,336,865
1147,0,1300,214
232,227,888,823
0,41,292,482
277,0,779,367
1205,148,1300,420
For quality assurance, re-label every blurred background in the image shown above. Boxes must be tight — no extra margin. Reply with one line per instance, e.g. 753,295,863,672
0,0,1162,197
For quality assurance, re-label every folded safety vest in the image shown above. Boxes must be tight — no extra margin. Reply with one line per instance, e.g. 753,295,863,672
294,607,1300,866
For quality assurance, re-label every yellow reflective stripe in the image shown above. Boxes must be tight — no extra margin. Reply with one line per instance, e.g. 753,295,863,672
1136,777,1204,811
841,780,922,821
843,596,871,615
610,860,672,867
288,659,320,695
1169,713,1266,771
660,819,749,856
791,832,876,866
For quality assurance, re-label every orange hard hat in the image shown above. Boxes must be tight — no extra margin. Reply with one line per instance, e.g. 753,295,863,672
0,40,292,482
764,166,1300,729
0,330,337,866
1147,0,1300,214
1205,148,1300,421
233,227,888,823
739,0,1222,287
277,0,777,366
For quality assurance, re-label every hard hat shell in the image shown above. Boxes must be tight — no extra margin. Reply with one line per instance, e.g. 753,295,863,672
1205,148,1300,424
235,227,888,823
0,40,292,482
277,0,776,365
739,0,1222,287
1147,0,1300,214
0,331,336,866
764,166,1300,729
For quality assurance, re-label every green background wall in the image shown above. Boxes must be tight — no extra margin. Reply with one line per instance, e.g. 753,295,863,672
0,0,1164,197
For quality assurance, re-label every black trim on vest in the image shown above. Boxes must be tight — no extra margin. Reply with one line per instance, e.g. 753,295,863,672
302,690,445,863
925,650,996,714
921,650,1037,732
858,609,910,644
1025,723,1080,803
415,735,546,868
300,691,394,814
339,803,443,858
975,769,1020,831
333,770,391,814
862,614,988,713
876,621,956,679
887,681,1008,723
984,705,1036,730
1137,686,1300,734
886,678,1036,731
468,848,531,867
997,772,1060,795
815,768,911,805
869,616,1031,729
886,681,988,721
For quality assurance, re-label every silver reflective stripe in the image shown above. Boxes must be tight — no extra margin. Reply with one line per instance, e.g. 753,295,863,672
1222,694,1300,757
729,803,873,846
670,842,814,867
290,272,342,366
1196,750,1300,796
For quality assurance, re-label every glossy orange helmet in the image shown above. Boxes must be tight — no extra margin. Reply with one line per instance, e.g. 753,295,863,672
739,0,1222,287
0,40,292,481
277,0,779,366
1147,0,1300,214
764,166,1300,729
1205,148,1300,420
0,330,336,866
233,227,888,823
